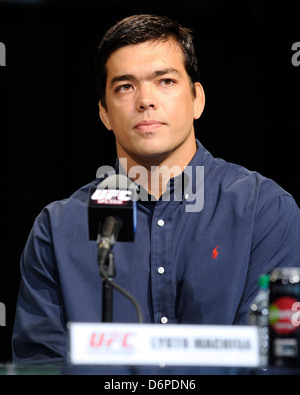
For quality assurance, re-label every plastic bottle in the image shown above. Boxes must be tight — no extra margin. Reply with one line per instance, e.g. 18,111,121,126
248,274,270,368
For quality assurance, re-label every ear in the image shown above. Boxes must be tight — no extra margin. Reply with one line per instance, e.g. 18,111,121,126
99,101,112,131
193,83,205,120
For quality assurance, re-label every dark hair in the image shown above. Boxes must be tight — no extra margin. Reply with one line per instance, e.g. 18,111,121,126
95,14,200,108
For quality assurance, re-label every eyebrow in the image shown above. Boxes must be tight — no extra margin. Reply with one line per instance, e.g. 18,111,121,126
110,68,181,86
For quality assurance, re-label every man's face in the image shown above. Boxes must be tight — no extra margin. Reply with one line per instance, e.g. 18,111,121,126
99,40,204,166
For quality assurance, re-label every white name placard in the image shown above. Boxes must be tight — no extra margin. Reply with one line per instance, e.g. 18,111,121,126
68,323,260,367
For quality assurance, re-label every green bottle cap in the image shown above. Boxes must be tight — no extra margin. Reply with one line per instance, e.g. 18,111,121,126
258,274,270,289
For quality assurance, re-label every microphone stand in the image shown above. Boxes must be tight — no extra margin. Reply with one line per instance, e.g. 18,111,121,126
100,252,116,323
97,241,144,324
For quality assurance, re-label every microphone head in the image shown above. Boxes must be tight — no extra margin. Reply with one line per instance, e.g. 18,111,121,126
88,174,137,242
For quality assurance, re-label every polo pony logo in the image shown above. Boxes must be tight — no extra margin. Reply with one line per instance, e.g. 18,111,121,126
212,246,219,260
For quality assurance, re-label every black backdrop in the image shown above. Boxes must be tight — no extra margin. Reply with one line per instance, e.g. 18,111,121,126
0,0,299,362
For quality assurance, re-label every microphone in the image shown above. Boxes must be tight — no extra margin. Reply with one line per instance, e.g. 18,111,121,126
88,174,137,263
88,174,143,323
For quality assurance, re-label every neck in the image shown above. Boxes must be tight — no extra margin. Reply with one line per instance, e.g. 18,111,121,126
117,140,197,199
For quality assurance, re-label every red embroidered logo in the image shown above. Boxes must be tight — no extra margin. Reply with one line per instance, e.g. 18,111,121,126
212,246,219,260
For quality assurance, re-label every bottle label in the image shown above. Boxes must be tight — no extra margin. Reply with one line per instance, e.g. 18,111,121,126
269,296,300,335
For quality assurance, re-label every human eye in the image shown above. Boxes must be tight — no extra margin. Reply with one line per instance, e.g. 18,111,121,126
159,78,176,86
115,84,133,93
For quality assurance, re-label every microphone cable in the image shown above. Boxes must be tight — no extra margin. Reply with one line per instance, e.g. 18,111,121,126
98,248,144,324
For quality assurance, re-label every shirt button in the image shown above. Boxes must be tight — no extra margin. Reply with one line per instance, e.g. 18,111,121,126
158,267,165,274
158,219,165,227
160,316,168,324
184,193,189,200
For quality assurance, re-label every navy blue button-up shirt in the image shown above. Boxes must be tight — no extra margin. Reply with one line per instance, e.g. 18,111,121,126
12,140,300,366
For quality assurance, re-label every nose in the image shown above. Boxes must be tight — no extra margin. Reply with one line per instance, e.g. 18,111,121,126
136,85,158,112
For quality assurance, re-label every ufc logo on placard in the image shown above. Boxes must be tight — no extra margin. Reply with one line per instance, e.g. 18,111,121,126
89,332,133,349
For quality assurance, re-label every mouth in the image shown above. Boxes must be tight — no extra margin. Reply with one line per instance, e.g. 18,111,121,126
134,120,165,132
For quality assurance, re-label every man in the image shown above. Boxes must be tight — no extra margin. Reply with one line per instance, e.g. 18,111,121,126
12,15,300,372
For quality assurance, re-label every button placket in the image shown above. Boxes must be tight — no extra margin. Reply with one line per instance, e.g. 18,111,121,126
151,202,176,324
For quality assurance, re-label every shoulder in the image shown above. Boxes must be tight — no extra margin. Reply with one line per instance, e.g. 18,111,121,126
214,159,300,237
210,155,294,205
199,148,299,231
35,179,100,226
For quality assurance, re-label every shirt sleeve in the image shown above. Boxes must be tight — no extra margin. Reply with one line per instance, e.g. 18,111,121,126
12,210,67,364
236,192,300,324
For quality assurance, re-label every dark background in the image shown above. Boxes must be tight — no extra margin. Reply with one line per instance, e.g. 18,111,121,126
0,0,299,362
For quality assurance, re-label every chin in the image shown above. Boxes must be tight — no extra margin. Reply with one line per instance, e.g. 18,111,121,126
137,142,168,155
134,148,171,166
